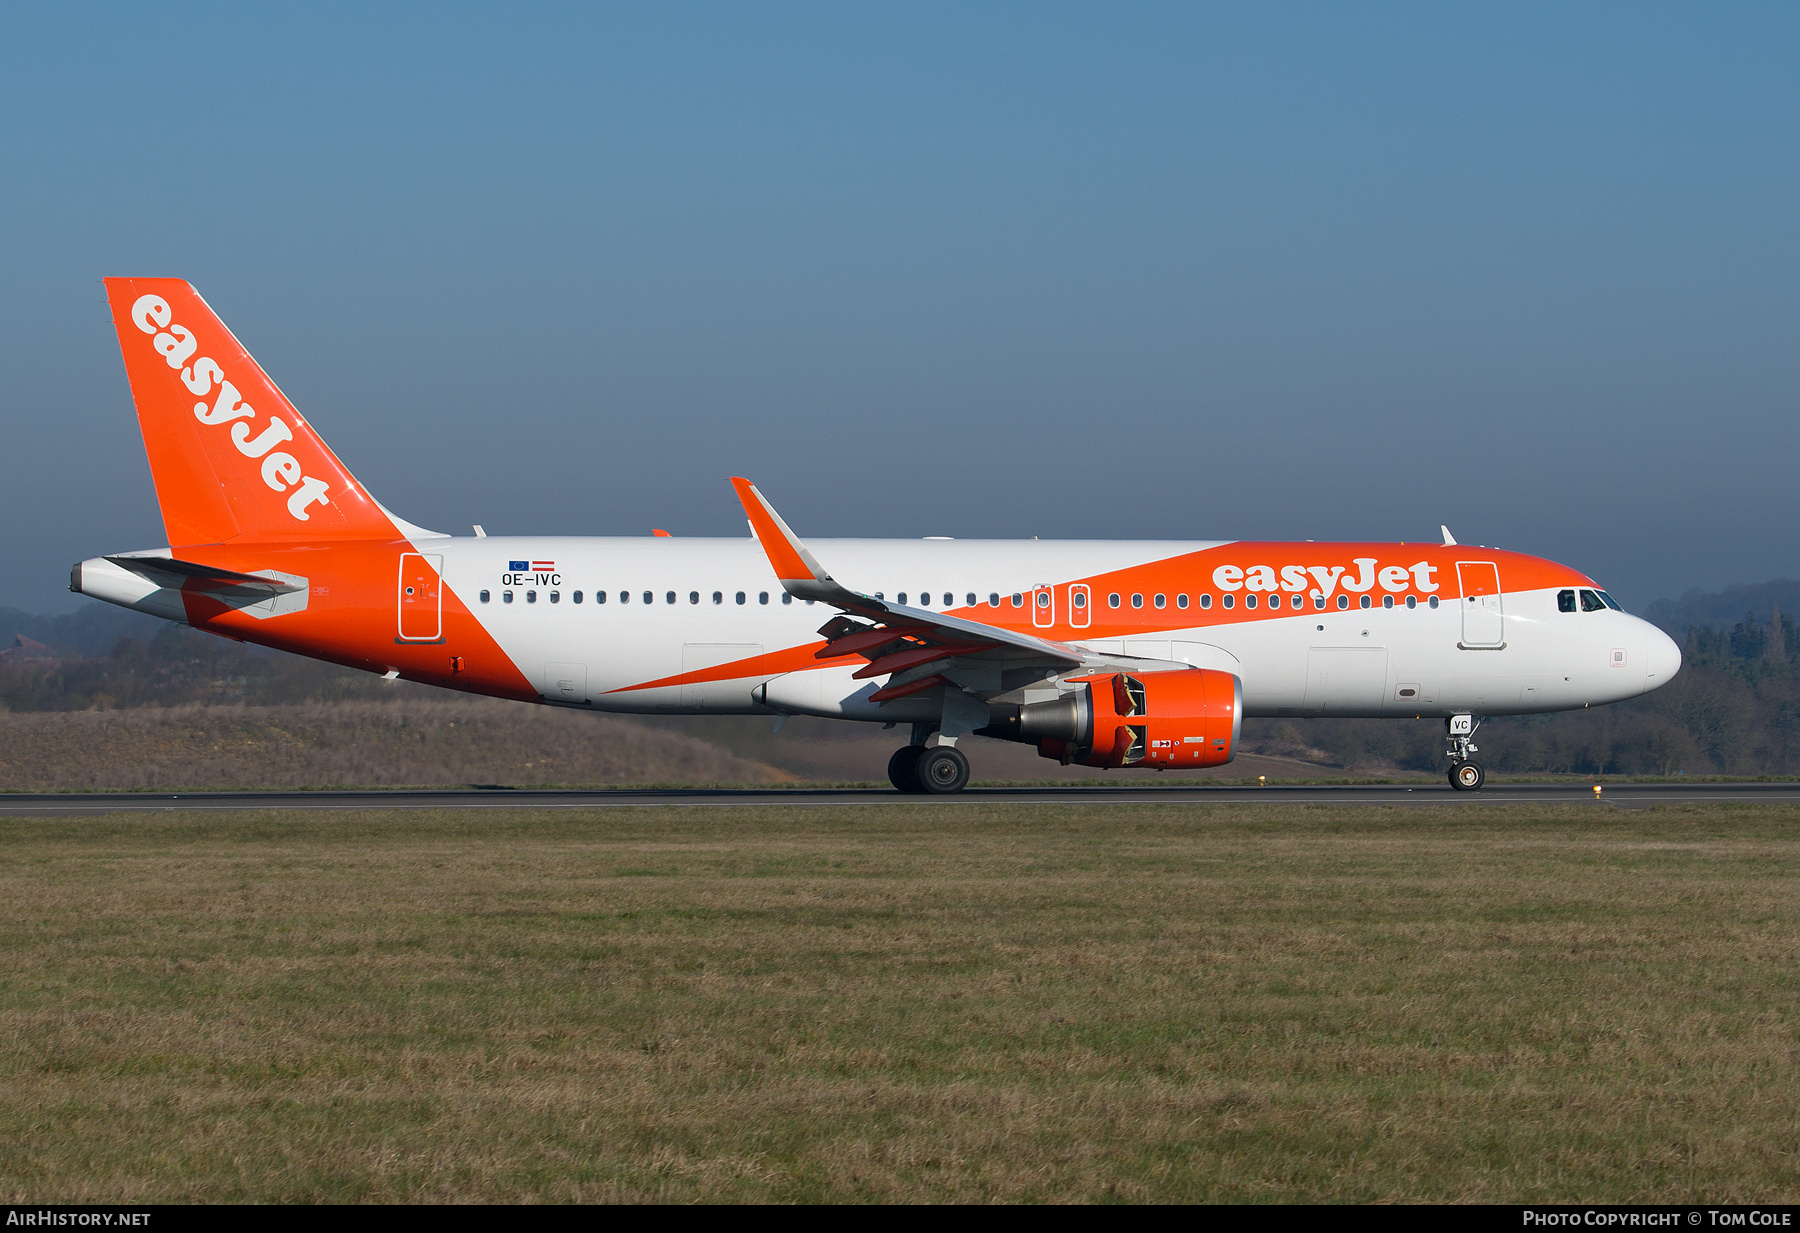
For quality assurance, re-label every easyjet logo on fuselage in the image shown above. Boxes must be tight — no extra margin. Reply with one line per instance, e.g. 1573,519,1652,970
129,294,332,522
1212,558,1439,600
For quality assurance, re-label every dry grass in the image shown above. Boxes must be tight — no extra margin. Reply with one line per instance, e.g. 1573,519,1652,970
0,698,792,789
0,698,1386,790
2,802,1798,1202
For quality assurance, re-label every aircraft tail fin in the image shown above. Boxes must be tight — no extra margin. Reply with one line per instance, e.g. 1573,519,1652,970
103,278,402,546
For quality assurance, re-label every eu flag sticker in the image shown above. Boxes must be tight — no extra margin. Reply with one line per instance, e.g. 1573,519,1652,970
509,560,529,571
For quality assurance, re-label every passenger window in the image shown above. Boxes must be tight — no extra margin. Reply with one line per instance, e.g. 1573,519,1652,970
1360,595,1371,609
527,591,537,603
782,593,792,605
1244,594,1257,610
1337,595,1349,610
1012,594,1024,607
1036,592,1050,609
1558,589,1577,613
759,592,769,605
966,593,976,606
503,590,513,604
666,591,676,604
735,591,746,605
1177,594,1189,609
1428,596,1439,609
642,591,652,605
712,591,722,604
1153,594,1166,609
943,592,953,606
479,590,490,603
574,591,583,604
1198,594,1211,610
1580,589,1606,613
1073,591,1088,609
988,593,1000,606
1405,595,1416,609
1292,595,1304,610
898,593,908,605
1313,595,1325,610
597,590,607,604
619,591,629,604
1108,593,1121,608
1131,594,1144,609
1382,595,1393,609
689,591,699,604
1222,594,1235,610
550,591,560,603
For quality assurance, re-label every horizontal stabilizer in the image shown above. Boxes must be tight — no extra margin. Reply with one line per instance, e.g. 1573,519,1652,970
103,555,306,594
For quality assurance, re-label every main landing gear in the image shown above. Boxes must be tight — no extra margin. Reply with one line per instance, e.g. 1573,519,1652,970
1446,714,1485,791
887,743,971,794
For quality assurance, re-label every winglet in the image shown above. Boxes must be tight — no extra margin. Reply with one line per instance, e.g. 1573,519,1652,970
730,477,841,599
1440,525,1458,546
728,476,1087,669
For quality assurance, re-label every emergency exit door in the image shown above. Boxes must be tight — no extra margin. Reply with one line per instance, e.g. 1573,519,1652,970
1456,561,1504,647
398,553,444,641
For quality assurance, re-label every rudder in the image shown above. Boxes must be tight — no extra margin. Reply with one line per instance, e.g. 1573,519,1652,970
103,278,398,546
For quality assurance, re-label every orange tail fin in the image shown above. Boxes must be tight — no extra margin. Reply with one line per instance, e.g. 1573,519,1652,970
104,278,400,547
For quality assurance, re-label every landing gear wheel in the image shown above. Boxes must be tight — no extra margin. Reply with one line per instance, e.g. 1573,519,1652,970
1450,761,1486,792
888,746,925,793
915,746,971,795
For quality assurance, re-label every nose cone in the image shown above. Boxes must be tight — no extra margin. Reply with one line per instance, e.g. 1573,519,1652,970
1644,622,1682,693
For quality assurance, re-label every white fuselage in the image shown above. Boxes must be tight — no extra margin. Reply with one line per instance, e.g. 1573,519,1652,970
428,536,1679,723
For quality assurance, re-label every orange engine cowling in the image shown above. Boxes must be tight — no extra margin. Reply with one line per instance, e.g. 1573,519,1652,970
1014,669,1242,770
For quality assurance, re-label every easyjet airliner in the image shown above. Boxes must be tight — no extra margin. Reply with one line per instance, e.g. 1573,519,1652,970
72,279,1682,793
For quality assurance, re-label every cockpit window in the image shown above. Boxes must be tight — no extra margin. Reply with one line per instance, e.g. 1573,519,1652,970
1580,588,1607,613
1597,590,1622,611
1558,589,1577,613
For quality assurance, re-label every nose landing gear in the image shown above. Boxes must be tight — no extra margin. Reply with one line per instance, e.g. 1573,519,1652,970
1446,714,1485,791
887,742,971,794
1450,760,1485,791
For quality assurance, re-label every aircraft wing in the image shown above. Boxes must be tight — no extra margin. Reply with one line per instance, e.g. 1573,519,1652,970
731,477,1085,702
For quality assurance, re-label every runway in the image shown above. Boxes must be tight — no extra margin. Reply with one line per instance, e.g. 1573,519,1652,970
1,781,1795,815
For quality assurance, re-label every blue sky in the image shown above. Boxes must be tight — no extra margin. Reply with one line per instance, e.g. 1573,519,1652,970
3,2,1795,612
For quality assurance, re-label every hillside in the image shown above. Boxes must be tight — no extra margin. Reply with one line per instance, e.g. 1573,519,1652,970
0,697,792,790
1644,579,1800,638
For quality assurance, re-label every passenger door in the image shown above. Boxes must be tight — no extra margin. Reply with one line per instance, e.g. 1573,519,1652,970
1456,561,1505,647
397,552,443,642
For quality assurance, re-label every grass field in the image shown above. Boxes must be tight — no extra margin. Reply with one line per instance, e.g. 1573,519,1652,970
2,802,1797,1202
0,698,1352,790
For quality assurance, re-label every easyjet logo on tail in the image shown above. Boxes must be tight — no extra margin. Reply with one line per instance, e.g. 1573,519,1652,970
129,294,331,522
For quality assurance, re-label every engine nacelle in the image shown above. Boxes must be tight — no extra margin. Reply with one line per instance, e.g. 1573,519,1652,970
983,669,1241,770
